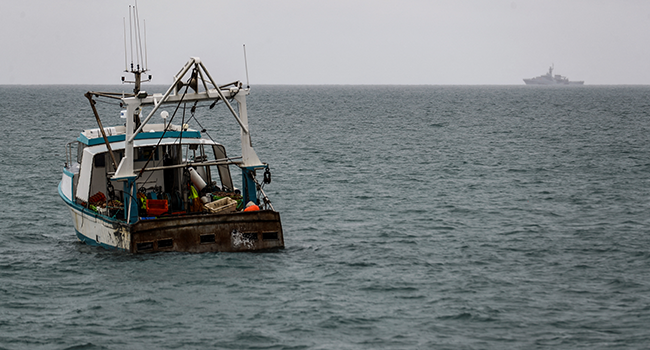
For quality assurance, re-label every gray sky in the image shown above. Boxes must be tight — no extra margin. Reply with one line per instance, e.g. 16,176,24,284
2,0,649,85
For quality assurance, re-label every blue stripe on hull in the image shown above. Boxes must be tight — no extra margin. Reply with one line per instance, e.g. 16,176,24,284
60,180,130,252
58,180,126,226
75,229,127,251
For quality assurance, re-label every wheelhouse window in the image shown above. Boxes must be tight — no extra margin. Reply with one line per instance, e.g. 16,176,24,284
94,153,105,168
136,146,159,161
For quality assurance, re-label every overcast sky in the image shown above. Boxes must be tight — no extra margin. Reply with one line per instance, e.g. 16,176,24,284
2,0,650,85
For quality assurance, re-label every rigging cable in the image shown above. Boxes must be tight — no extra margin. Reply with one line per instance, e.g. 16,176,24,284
190,96,237,145
93,97,122,107
136,82,190,182
188,114,213,142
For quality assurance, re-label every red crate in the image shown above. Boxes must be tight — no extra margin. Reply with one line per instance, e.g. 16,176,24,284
146,199,168,216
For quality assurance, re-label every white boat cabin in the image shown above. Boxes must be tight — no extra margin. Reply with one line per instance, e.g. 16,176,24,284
64,122,238,219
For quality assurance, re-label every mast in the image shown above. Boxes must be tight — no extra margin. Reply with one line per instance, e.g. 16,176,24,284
122,4,151,131
122,4,151,95
115,3,152,223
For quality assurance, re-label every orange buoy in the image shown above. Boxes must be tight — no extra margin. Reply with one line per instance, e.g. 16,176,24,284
244,201,259,212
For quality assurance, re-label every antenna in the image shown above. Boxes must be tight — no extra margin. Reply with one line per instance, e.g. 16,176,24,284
129,5,134,70
123,17,128,71
122,3,151,93
243,44,250,88
144,19,148,71
135,1,144,71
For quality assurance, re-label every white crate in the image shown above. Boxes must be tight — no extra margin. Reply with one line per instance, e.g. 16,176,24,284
205,197,238,214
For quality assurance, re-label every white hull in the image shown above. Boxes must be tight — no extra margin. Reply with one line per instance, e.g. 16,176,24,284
60,180,130,250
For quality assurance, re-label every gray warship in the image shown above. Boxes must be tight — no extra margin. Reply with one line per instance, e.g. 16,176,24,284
524,65,584,85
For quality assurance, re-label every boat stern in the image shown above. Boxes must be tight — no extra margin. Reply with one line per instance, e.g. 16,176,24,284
130,210,284,253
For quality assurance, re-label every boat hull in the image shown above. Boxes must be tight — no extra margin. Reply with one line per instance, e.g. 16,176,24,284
523,79,584,85
130,210,284,253
61,183,284,253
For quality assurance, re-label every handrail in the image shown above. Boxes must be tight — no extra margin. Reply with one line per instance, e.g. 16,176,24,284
65,141,76,167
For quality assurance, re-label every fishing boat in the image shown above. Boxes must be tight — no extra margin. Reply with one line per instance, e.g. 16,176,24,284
58,57,284,253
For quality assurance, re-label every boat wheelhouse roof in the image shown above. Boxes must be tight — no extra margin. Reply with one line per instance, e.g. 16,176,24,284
79,134,225,156
78,123,202,146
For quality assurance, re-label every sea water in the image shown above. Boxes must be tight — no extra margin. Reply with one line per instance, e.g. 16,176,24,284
0,85,649,349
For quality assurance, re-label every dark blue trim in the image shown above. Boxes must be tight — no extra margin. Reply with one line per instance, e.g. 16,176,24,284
58,180,127,226
75,229,127,251
78,130,202,146
59,181,129,251
241,165,268,206
62,167,75,178
59,181,80,208
124,178,139,224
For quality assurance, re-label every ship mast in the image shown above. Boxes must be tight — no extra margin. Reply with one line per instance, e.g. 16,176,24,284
122,4,150,94
121,4,151,128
